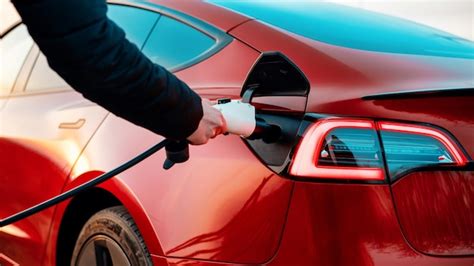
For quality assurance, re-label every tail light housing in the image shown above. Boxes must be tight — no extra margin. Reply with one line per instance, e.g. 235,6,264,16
290,119,385,180
378,122,468,178
289,118,468,181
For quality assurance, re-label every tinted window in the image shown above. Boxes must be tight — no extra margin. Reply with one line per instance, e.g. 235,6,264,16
108,5,160,49
142,16,216,70
25,5,159,92
0,25,33,95
208,1,474,59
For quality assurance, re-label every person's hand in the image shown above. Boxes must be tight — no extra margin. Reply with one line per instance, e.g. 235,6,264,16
187,99,227,145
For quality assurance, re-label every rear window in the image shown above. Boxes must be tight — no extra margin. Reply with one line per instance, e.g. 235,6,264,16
208,1,474,59
142,16,216,70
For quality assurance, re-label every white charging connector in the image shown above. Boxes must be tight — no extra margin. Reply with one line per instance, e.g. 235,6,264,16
0,99,282,227
213,99,281,142
213,100,257,137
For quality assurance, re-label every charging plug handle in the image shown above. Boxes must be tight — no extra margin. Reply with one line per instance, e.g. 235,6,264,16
163,140,189,170
215,98,281,142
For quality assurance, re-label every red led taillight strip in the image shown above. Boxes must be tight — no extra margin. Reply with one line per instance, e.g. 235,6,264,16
289,119,385,180
377,122,468,166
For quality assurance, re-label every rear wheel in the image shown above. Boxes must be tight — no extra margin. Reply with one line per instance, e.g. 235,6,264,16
71,206,152,266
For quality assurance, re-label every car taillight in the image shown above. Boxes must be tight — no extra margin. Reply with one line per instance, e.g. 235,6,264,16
378,122,468,178
289,119,385,180
289,118,468,181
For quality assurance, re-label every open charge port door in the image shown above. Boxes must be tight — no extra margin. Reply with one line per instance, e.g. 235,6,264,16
241,52,310,173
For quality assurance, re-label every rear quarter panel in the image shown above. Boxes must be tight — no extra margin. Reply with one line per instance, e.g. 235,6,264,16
230,17,474,264
45,39,295,264
392,170,474,256
230,19,474,158
269,182,474,266
61,111,293,264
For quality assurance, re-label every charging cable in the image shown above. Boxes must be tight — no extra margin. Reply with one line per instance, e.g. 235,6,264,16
0,98,280,227
0,139,171,227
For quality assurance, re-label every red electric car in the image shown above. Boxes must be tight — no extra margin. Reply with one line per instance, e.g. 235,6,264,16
1,0,473,265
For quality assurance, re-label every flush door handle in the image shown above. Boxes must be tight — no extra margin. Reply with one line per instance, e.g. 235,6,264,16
58,118,86,129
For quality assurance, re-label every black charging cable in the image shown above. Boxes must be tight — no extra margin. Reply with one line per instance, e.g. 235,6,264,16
0,139,189,227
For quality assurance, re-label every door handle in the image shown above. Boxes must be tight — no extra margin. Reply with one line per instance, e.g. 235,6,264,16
58,118,86,129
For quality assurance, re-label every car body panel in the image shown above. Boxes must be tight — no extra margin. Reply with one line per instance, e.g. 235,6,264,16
228,14,474,261
392,170,474,256
209,1,474,59
151,254,252,265
229,19,474,159
61,112,293,264
42,172,166,265
269,182,474,266
0,90,108,265
148,0,251,33
174,39,258,100
0,137,68,266
1,0,473,264
40,37,296,264
229,20,473,100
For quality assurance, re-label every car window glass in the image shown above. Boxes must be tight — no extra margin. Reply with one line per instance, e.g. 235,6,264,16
108,5,160,49
0,25,33,96
25,5,159,92
142,16,216,70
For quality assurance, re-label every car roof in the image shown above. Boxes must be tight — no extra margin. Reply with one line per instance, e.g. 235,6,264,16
207,0,474,59
133,0,251,32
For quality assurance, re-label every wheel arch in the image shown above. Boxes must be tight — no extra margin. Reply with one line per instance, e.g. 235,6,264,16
43,171,165,265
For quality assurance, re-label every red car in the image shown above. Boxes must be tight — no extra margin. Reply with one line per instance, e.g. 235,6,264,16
1,0,473,265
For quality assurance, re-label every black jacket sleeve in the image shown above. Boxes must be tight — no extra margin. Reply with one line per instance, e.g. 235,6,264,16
12,0,203,140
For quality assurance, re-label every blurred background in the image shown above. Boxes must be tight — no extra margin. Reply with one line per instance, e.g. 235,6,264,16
328,0,473,41
1,0,473,40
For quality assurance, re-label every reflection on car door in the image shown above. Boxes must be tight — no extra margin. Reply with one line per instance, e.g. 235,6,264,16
0,5,160,264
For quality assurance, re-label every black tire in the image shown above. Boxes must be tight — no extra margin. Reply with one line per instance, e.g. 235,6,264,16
71,206,152,266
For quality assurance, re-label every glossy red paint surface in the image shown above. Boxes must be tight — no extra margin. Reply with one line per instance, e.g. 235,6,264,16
69,114,293,263
41,36,294,264
1,1,473,265
175,39,258,100
230,20,474,159
151,0,250,32
392,171,474,256
367,96,474,159
0,90,108,264
42,173,167,265
0,137,67,266
151,254,230,265
269,182,474,266
43,33,290,264
231,19,472,99
0,253,19,266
